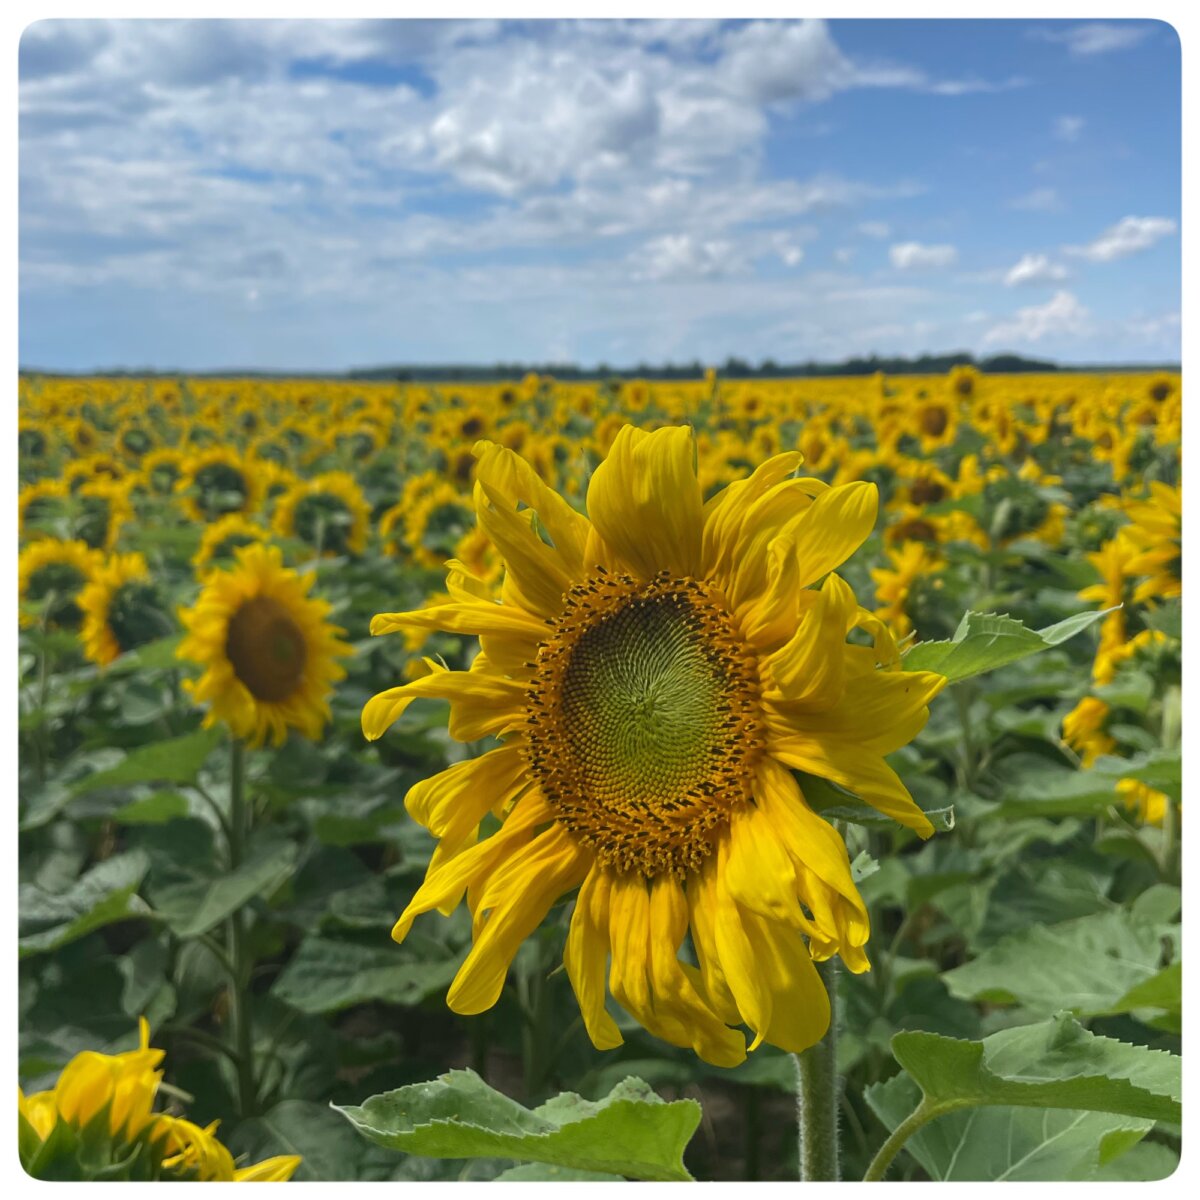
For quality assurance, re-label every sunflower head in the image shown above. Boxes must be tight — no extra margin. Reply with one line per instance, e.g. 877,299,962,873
177,542,352,747
363,424,946,1065
19,1020,301,1182
79,552,175,666
18,538,102,630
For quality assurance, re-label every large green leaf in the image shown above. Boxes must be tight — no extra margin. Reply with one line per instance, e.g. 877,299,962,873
68,727,223,796
903,608,1114,683
941,909,1167,1018
335,1071,701,1181
151,836,298,939
19,851,150,958
271,937,460,1014
865,1014,1181,1181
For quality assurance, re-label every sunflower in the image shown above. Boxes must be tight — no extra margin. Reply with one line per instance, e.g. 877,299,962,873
79,552,175,666
18,477,72,541
1115,778,1169,826
18,1019,300,1182
18,538,102,629
193,513,271,576
272,471,370,558
1061,696,1115,767
870,541,946,641
176,447,263,523
177,543,352,747
363,425,945,1066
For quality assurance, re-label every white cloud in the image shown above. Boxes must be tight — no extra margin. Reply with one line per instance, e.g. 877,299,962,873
1010,187,1062,212
1066,216,1178,262
984,290,1090,345
889,242,958,270
858,220,891,239
1054,115,1085,141
1035,22,1153,57
1004,253,1069,286
635,233,744,281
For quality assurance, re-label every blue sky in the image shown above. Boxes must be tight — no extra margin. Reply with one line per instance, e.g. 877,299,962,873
19,18,1181,371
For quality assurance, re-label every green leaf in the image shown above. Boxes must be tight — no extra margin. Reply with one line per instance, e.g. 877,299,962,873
1112,961,1181,1018
903,608,1115,683
19,851,150,958
152,836,299,939
230,1100,406,1182
112,791,190,825
941,909,1167,1018
865,1014,1181,1181
69,727,223,796
271,937,460,1015
335,1071,701,1181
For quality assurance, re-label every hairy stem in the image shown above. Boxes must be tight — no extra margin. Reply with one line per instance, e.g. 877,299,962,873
226,739,258,1118
794,956,840,1181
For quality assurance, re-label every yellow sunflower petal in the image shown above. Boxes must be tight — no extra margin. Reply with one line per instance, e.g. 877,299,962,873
586,425,703,580
769,739,934,837
362,661,526,743
761,572,857,707
448,824,588,1015
564,867,624,1051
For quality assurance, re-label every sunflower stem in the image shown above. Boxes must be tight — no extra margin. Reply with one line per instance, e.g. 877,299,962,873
794,955,840,1181
226,738,258,1118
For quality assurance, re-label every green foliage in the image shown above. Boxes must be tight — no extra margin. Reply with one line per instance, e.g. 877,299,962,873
336,1071,701,1181
865,1014,1180,1181
903,609,1115,683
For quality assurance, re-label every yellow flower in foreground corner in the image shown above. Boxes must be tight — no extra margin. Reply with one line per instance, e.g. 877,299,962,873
363,425,946,1066
178,543,352,747
18,1019,300,1181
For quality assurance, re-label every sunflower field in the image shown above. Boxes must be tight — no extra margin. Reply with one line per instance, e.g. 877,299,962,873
17,366,1181,1183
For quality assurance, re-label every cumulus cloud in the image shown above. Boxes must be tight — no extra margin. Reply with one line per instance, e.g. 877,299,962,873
889,242,958,270
1066,216,1178,262
635,233,744,281
984,290,1090,345
1004,253,1069,286
1034,22,1153,57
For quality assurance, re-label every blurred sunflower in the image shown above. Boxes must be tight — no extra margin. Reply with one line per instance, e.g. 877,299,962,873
176,447,262,523
363,425,945,1066
177,543,351,747
273,471,369,558
193,513,271,576
19,1018,300,1181
79,552,175,666
18,538,102,630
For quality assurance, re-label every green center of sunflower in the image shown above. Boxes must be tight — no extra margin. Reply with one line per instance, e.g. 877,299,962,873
526,570,763,878
28,563,87,628
225,595,308,702
108,582,174,654
294,494,353,555
193,463,250,520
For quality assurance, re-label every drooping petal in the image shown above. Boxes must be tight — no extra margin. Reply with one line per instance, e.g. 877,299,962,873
405,744,529,840
607,873,745,1067
769,738,934,837
391,791,553,943
563,867,624,1051
586,425,703,580
448,823,589,1015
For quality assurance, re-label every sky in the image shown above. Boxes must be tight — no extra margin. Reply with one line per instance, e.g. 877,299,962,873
18,17,1182,372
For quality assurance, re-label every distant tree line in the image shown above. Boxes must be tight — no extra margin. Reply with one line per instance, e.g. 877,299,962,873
21,351,1177,382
